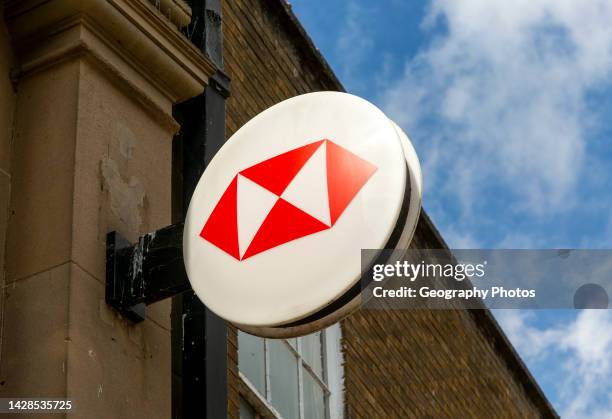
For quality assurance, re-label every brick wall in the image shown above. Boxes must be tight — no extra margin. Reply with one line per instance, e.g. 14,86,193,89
340,216,553,418
222,1,338,140
222,1,555,417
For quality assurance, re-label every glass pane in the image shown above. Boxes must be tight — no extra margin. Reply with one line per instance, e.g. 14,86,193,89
239,397,256,419
303,367,326,419
301,331,323,378
238,331,266,395
269,339,299,419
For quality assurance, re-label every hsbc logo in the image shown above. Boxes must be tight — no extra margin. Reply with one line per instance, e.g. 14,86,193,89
200,139,377,260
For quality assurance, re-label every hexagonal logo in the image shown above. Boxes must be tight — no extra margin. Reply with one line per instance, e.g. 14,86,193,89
200,139,377,260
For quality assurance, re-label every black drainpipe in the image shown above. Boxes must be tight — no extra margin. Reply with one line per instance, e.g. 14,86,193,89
172,1,230,417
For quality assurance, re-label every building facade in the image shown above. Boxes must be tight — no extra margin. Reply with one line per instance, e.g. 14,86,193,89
0,0,556,418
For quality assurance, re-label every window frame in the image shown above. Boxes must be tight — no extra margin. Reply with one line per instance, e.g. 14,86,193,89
238,324,344,419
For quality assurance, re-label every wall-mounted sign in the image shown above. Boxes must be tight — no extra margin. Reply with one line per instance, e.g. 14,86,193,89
183,92,422,337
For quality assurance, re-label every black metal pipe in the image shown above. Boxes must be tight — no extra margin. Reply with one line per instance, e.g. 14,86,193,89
172,1,229,418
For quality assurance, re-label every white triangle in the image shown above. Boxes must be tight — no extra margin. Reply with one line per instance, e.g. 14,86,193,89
237,174,278,258
281,142,330,226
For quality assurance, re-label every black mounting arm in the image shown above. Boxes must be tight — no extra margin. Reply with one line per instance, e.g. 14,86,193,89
105,223,190,323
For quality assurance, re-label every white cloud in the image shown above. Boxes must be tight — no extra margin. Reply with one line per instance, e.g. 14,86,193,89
496,310,612,418
381,0,612,224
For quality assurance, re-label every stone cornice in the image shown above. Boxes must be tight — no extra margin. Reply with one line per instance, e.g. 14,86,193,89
5,0,215,116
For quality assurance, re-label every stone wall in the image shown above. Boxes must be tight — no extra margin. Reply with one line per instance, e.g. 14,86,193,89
0,1,211,417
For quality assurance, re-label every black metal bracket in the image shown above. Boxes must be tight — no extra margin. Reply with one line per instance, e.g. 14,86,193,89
105,223,190,323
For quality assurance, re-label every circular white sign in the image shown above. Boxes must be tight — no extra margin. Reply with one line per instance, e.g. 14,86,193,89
184,92,412,327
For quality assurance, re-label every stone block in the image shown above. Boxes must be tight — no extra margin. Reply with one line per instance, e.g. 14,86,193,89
0,263,70,397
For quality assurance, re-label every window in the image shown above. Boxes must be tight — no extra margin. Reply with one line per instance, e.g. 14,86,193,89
238,325,343,419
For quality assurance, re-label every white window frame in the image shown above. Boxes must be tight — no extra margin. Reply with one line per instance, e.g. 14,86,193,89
238,324,344,419
323,324,344,419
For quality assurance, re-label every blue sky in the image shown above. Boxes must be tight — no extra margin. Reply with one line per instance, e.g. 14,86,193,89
291,1,612,417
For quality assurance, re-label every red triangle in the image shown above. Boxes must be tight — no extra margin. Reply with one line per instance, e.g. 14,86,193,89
326,140,377,225
242,198,329,260
200,176,240,260
240,140,324,196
